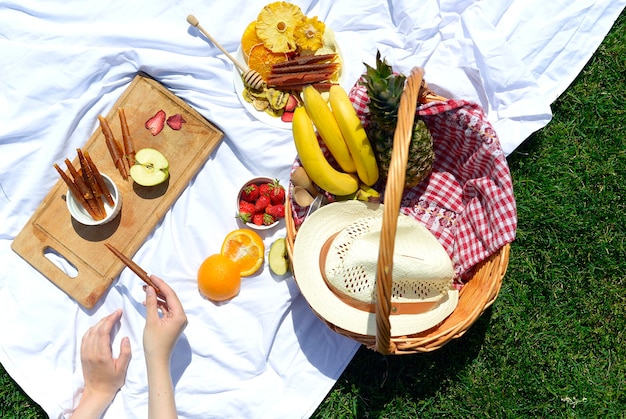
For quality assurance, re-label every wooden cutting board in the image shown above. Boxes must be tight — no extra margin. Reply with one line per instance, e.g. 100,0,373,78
12,74,224,309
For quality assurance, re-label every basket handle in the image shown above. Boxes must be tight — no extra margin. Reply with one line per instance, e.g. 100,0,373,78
375,67,425,354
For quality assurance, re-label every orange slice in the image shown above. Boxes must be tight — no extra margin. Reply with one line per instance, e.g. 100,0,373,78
247,44,288,81
221,229,265,276
241,21,264,62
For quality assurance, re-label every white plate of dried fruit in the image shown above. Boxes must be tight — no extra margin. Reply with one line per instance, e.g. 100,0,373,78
233,2,343,129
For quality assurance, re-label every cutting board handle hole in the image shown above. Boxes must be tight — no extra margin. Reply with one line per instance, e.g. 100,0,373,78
44,247,78,278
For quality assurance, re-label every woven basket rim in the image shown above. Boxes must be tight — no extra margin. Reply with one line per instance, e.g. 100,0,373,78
285,68,511,354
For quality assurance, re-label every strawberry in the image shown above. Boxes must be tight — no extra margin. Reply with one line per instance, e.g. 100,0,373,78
251,213,265,226
239,200,255,214
269,179,285,204
254,194,271,212
251,212,274,226
166,114,186,130
241,184,259,202
281,110,294,123
265,203,285,219
237,212,252,223
258,182,271,197
145,110,166,136
262,213,276,226
284,95,298,113
236,201,255,223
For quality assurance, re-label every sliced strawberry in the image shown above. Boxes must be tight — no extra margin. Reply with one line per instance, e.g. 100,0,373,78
284,95,298,112
166,114,186,130
145,110,166,136
281,110,294,123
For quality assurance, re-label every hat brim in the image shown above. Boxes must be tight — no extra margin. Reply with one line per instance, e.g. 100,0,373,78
292,200,459,337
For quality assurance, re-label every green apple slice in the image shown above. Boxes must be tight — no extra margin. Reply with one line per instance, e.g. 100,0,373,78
130,148,170,186
268,238,290,276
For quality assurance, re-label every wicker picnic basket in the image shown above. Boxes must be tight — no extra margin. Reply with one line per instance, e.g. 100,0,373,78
285,67,511,355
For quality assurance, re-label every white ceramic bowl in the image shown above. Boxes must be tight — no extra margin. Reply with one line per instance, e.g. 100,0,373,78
237,176,279,230
66,173,122,226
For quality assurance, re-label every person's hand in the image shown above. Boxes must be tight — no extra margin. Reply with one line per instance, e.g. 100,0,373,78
143,275,188,365
72,309,131,418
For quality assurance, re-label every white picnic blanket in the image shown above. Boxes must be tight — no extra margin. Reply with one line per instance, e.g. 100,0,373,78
0,1,623,417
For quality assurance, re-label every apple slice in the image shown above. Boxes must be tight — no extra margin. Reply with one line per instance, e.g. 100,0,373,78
268,238,290,276
129,148,169,186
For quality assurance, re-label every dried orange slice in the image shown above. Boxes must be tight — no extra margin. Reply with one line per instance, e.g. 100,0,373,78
247,44,287,81
221,229,265,276
241,21,263,62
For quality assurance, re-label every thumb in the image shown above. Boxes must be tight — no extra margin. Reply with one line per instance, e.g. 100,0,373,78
116,336,132,372
144,285,159,322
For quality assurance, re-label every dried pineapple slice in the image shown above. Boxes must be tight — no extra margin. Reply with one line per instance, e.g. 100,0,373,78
294,16,325,52
255,1,303,53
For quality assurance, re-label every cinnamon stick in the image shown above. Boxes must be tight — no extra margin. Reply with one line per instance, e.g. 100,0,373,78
65,158,103,220
118,107,135,169
271,53,337,68
77,148,105,216
104,243,166,300
98,115,128,179
84,150,115,207
267,72,336,89
270,62,339,75
54,163,100,220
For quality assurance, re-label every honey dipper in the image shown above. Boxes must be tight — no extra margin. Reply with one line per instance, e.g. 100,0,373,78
186,14,265,90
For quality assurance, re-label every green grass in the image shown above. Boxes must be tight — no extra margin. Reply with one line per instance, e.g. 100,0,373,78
1,10,624,419
312,9,626,419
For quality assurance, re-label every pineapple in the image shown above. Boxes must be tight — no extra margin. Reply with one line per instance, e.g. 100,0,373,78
294,16,326,52
361,51,434,188
255,2,304,53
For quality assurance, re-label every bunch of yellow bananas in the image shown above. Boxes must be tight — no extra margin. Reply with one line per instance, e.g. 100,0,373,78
292,85,379,198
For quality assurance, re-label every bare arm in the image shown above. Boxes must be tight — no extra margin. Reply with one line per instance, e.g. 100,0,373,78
143,275,188,419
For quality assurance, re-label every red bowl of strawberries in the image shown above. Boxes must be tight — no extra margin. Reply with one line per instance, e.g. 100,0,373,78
236,176,286,230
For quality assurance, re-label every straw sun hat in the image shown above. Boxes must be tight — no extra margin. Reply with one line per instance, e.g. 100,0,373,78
292,200,459,337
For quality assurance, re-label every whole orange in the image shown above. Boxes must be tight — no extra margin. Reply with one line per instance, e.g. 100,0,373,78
197,253,241,301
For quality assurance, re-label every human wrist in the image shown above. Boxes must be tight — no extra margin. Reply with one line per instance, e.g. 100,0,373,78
145,352,171,372
72,387,115,418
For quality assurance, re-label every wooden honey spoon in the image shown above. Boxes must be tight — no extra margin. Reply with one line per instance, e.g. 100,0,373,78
186,14,265,90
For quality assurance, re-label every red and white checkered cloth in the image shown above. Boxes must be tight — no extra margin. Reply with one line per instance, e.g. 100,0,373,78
290,80,517,287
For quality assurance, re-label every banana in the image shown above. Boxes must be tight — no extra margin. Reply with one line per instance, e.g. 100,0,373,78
336,184,381,202
355,184,381,202
292,107,359,196
301,85,357,174
329,85,379,186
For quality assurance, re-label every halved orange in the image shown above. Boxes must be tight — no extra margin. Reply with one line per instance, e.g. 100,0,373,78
221,229,265,276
